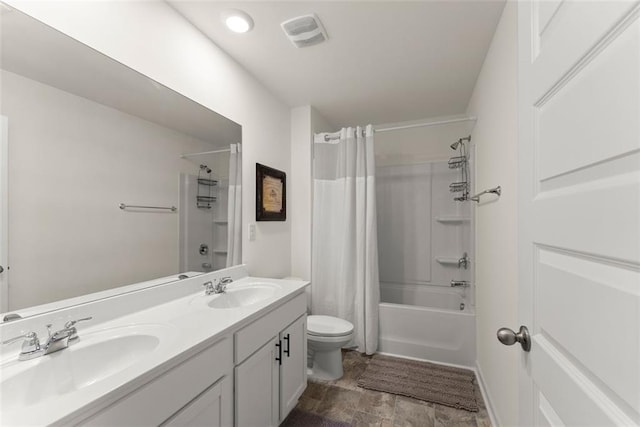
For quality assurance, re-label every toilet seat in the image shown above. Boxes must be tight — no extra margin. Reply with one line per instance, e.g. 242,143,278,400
307,315,354,337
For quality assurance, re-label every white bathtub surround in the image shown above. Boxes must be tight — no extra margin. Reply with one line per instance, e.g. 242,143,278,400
378,284,475,367
0,268,309,425
375,156,475,366
376,160,473,295
312,125,380,355
226,143,242,267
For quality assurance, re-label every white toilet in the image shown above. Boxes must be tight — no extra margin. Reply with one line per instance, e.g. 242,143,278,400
307,315,354,380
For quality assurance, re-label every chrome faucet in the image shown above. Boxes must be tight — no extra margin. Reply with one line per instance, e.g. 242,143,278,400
1,316,92,361
203,277,233,295
217,276,233,293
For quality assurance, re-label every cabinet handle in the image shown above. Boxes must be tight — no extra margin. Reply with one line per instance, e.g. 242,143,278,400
275,340,282,365
284,334,290,357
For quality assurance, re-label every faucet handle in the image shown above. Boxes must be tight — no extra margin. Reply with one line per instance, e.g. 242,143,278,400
2,331,38,346
64,317,93,341
220,276,233,285
64,316,92,329
2,331,42,359
203,281,215,295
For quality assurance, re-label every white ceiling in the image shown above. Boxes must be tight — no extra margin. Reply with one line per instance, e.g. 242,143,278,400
168,1,506,128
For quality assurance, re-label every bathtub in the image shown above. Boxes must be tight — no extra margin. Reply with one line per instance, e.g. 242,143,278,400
378,283,476,367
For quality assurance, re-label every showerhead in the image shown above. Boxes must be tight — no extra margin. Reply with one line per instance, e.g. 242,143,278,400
450,140,461,150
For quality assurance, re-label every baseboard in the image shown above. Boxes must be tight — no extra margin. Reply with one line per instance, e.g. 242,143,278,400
376,350,474,371
475,361,500,427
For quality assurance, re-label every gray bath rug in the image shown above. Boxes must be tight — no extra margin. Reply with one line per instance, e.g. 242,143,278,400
357,354,479,412
280,409,352,427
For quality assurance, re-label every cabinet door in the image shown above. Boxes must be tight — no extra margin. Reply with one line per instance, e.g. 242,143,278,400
279,315,307,422
235,337,279,427
163,376,232,427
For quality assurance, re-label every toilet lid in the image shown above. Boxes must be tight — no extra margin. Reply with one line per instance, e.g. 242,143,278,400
307,315,354,337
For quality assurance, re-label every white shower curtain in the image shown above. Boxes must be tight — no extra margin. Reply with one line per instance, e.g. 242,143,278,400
226,143,242,267
312,125,380,355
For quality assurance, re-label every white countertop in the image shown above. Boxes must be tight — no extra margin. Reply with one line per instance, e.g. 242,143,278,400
0,275,309,426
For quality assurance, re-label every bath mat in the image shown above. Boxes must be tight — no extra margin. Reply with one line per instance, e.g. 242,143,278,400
357,354,478,412
280,409,351,427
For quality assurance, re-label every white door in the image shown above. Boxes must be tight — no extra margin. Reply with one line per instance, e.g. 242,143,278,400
517,1,640,426
0,116,8,313
279,315,307,422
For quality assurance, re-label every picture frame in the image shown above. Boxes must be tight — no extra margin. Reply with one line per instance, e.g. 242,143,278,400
256,163,286,221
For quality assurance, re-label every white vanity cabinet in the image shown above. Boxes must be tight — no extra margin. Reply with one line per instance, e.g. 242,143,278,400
80,337,233,426
234,293,307,426
163,376,233,426
278,315,307,419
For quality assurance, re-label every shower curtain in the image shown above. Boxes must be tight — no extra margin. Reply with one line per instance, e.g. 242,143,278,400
312,125,380,354
226,143,242,267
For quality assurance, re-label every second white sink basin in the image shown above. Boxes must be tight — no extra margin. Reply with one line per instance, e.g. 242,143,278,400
191,282,282,309
0,323,174,410
208,285,278,309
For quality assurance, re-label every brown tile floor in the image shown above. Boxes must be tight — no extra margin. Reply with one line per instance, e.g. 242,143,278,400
295,350,492,427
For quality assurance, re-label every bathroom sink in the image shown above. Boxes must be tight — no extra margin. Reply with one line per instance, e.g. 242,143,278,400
0,323,173,410
193,282,281,309
208,285,278,308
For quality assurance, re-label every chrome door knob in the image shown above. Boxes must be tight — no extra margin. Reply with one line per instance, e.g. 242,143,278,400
0,265,3,273
497,325,531,352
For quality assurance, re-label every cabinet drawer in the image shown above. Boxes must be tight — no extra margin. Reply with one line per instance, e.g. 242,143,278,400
235,293,306,364
81,337,233,426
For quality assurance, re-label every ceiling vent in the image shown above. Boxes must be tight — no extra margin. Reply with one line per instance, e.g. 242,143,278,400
281,14,328,48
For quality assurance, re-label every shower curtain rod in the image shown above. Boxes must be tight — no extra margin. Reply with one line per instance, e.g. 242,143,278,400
180,147,231,159
375,116,476,133
319,116,476,141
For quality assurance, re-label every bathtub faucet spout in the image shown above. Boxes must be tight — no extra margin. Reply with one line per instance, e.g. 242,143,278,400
450,280,470,288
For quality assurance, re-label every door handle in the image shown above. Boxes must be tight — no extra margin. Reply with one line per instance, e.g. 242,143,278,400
0,265,3,273
275,340,282,365
497,325,531,352
283,333,290,357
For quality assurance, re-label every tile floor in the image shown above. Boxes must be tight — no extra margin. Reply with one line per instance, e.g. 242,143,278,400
294,350,491,427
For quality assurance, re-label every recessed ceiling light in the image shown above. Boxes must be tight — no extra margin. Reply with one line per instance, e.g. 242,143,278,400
221,9,254,34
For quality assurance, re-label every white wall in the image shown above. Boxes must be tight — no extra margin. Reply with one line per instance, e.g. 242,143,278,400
290,106,332,281
465,2,518,426
2,71,212,309
5,1,292,278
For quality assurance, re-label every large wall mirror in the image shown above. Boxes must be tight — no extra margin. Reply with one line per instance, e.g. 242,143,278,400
0,8,242,316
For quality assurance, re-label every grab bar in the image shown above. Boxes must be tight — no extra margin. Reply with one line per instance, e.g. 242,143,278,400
119,203,177,212
470,186,501,203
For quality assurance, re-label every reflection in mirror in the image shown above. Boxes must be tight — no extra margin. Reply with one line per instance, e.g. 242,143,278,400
0,8,242,316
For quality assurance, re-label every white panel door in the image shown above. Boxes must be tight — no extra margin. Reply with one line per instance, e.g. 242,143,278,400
518,1,640,426
0,116,8,313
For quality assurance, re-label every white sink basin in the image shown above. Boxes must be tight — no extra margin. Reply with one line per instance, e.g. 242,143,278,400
192,282,281,309
0,323,173,410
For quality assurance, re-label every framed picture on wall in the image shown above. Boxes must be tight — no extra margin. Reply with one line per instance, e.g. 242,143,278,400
256,163,286,221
